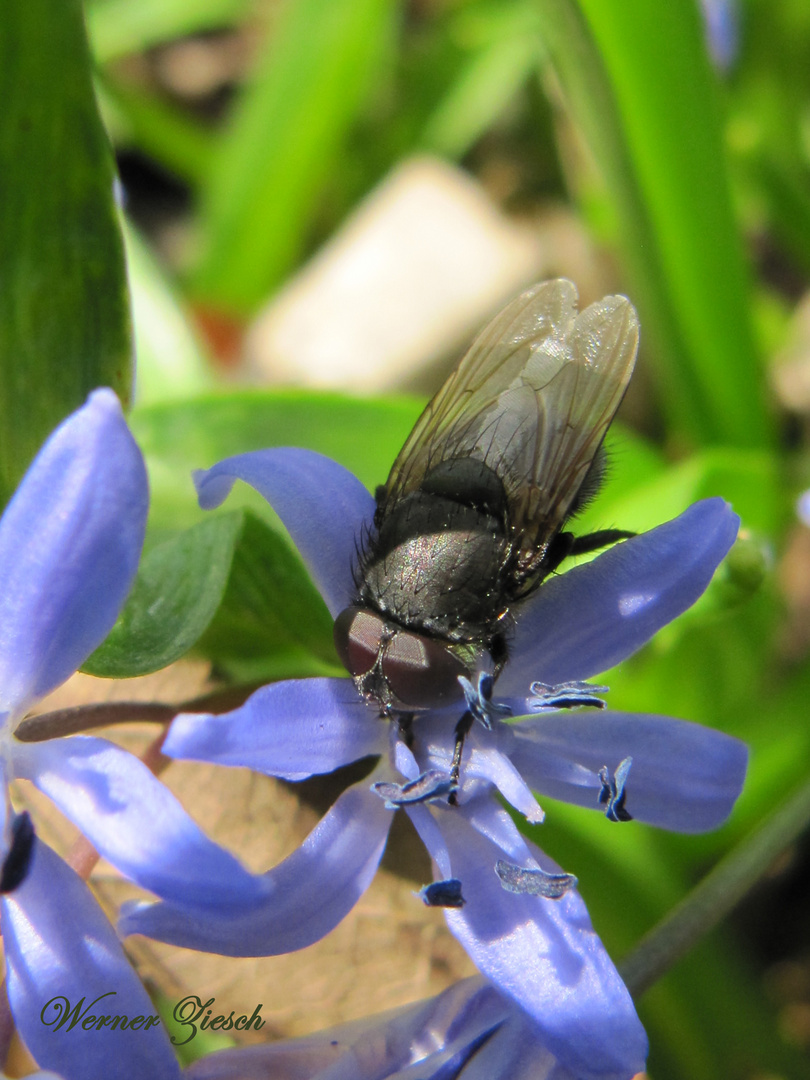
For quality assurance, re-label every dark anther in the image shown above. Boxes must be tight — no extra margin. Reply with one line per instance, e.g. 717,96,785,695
0,812,36,893
495,859,577,899
529,680,609,712
372,770,457,808
458,672,512,731
598,756,633,822
419,878,466,908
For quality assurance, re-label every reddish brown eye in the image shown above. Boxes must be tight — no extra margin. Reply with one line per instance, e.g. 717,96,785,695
334,607,384,677
382,630,467,709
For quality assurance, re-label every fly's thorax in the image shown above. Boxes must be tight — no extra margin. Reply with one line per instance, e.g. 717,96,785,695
358,491,511,643
333,606,486,712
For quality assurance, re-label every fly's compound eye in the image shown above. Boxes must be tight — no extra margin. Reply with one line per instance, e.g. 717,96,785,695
382,630,468,710
334,607,384,677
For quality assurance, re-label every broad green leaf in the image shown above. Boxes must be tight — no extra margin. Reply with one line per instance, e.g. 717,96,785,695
130,389,424,531
534,0,770,448
0,0,130,505
86,0,252,64
196,510,337,683
191,0,397,312
84,513,243,677
84,507,336,681
578,448,782,538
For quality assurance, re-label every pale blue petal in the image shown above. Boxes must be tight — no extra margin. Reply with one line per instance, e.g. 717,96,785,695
120,782,392,955
165,677,386,780
499,499,739,694
0,390,147,718
12,736,268,910
509,711,748,832
1,839,179,1080
465,744,545,825
438,800,647,1080
194,448,374,616
458,1013,579,1080
406,805,453,879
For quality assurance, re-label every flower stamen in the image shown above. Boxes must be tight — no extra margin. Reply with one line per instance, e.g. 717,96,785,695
372,770,458,808
418,878,466,908
529,680,609,711
495,859,578,899
598,757,634,822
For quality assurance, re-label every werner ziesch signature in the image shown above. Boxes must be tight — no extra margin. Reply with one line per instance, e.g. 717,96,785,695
40,993,266,1046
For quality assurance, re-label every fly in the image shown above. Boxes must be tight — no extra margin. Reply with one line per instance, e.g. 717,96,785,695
333,279,639,789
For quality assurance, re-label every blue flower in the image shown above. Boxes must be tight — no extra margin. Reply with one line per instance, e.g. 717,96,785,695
185,975,606,1080
699,0,739,71
121,447,748,1080
0,391,270,1079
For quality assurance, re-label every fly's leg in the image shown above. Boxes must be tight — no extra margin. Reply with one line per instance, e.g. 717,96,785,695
448,711,474,805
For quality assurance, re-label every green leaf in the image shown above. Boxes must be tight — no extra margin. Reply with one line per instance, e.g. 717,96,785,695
601,448,782,536
83,513,243,677
84,505,336,682
534,0,771,448
420,2,542,158
0,0,131,505
130,389,424,532
191,0,397,312
196,510,337,683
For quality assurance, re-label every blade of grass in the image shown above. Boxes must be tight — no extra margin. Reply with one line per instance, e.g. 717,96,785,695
534,0,771,448
98,75,215,187
191,0,397,313
420,2,542,159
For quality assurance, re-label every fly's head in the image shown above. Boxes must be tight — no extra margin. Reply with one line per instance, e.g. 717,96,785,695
333,605,478,715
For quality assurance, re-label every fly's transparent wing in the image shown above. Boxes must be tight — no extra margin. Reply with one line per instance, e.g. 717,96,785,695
381,279,639,563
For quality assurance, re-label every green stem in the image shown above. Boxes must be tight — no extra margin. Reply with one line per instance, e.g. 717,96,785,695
619,776,810,997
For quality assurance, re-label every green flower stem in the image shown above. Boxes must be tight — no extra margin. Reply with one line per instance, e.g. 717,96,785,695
620,776,810,998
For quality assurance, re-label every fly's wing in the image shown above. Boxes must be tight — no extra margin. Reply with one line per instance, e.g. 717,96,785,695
381,278,639,568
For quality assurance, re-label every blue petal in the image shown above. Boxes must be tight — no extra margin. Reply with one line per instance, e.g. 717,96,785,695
465,743,544,825
406,805,453,878
165,677,386,780
187,977,511,1080
12,736,269,910
0,390,147,719
438,800,647,1080
1,839,180,1080
700,0,739,71
458,1012,584,1080
119,781,392,956
194,448,374,616
499,499,739,694
509,711,748,833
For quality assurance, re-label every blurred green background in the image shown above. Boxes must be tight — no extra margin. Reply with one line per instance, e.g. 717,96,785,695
5,0,810,1076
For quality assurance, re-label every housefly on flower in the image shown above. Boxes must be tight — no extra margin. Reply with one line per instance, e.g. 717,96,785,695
333,279,640,784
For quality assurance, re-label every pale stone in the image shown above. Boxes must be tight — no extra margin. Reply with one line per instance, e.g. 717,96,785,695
243,156,549,392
